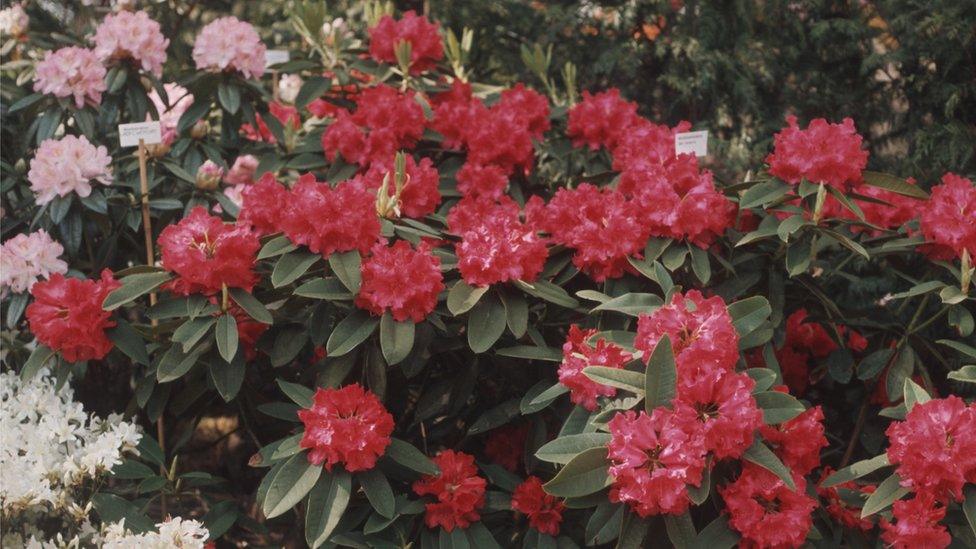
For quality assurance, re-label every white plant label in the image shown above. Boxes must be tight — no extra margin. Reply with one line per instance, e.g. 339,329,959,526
675,130,709,157
118,121,162,147
265,49,290,68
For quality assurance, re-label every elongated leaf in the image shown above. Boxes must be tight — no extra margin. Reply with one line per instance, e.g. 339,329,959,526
903,378,931,412
861,473,909,518
496,346,563,362
499,289,528,337
305,469,351,548
468,399,520,435
294,278,353,300
92,493,154,534
107,318,149,365
536,433,612,464
380,313,414,365
229,288,273,324
103,272,172,310
543,447,611,497
727,296,771,340
753,391,805,424
695,516,739,549
210,353,245,402
326,310,379,357
745,368,777,392
948,365,976,384
862,170,928,199
447,280,488,315
582,366,644,394
515,279,579,308
258,235,296,259
21,345,56,381
385,438,438,475
645,335,675,411
938,339,976,360
157,344,207,383
358,469,395,519
328,251,362,293
215,314,239,363
664,513,695,549
740,180,791,209
592,293,663,317
277,379,315,408
173,317,215,352
742,440,795,490
217,81,241,114
616,510,649,549
964,486,976,539
272,252,319,288
262,453,322,518
821,454,890,488
467,294,507,353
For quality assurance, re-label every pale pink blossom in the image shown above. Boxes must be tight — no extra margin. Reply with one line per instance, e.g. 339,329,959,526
223,155,259,186
148,83,194,145
278,74,302,104
28,135,113,205
33,47,106,108
223,184,246,208
93,11,168,77
0,3,28,37
192,17,266,79
195,160,224,190
0,230,67,295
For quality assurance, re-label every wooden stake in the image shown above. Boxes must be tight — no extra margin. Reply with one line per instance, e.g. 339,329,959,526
271,70,279,102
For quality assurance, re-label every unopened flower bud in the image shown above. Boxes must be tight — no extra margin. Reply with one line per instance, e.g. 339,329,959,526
190,119,210,139
195,160,224,191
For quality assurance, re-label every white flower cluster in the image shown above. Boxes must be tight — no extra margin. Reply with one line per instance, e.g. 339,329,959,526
101,517,210,549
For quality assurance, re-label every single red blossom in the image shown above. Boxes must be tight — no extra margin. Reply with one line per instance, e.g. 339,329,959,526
26,270,120,363
431,80,483,150
848,179,921,235
634,290,740,382
760,404,828,476
321,85,426,166
611,118,691,173
355,240,444,322
297,384,394,472
413,450,487,532
368,11,444,74
817,467,876,532
880,492,951,549
918,172,976,261
497,84,550,139
528,184,650,281
885,396,976,502
607,409,706,517
279,174,381,258
720,465,817,549
558,325,632,411
242,102,301,143
484,423,528,473
448,197,547,287
567,88,639,151
238,173,290,235
511,476,565,536
353,155,442,218
765,115,868,191
456,162,508,200
158,207,259,296
672,369,763,459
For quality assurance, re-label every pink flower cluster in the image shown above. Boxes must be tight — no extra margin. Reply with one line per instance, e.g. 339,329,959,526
33,46,106,108
93,10,168,76
766,115,868,191
0,230,67,295
192,16,266,79
557,324,631,411
919,173,976,261
28,135,113,205
148,83,194,145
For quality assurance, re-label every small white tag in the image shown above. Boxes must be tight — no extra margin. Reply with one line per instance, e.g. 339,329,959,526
674,130,708,157
265,50,290,68
119,121,162,147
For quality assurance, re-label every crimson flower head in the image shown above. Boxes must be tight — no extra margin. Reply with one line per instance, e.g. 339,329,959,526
607,409,706,517
448,197,548,287
242,102,301,143
413,450,487,532
355,240,444,322
352,155,441,219
611,118,691,173
849,179,921,235
321,84,426,166
238,173,289,236
463,105,536,176
672,369,763,460
297,384,394,472
484,422,528,472
511,476,565,536
279,174,381,258
775,309,838,395
885,395,976,502
455,162,508,200
368,11,444,74
558,325,631,411
527,184,650,281
497,84,551,139
158,207,259,296
918,173,976,261
765,115,868,191
431,81,483,150
567,88,639,151
26,270,120,363
635,290,739,382
880,492,951,549
760,403,828,476
719,465,817,549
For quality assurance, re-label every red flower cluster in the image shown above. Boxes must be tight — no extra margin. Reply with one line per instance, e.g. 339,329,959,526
719,466,817,549
352,155,441,219
557,324,631,411
413,450,487,531
634,290,739,382
567,88,638,151
448,197,547,287
238,173,290,236
368,11,443,74
773,309,865,395
484,422,528,472
885,396,976,503
672,369,762,459
880,493,951,549
607,409,706,516
527,184,650,281
241,102,301,143
158,207,259,295
355,240,444,322
850,180,921,235
817,467,876,532
321,84,426,167
919,172,976,261
277,174,381,258
765,115,868,191
760,404,828,476
511,476,565,536
297,384,394,472
611,117,691,173
26,270,120,362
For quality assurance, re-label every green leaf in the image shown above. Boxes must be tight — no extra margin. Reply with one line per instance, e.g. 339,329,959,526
157,344,207,383
447,280,488,316
776,215,810,242
688,463,711,505
229,288,273,324
645,335,676,411
294,278,353,300
305,469,350,548
328,251,362,293
272,251,319,288
688,245,711,285
173,317,215,352
592,293,663,317
215,314,239,363
385,438,438,475
535,433,612,464
468,399,521,435
694,516,739,549
753,391,806,424
258,235,297,259
177,95,211,134
92,493,154,534
499,288,528,337
522,382,569,414
262,453,322,518
467,293,507,353
902,378,931,412
380,313,414,365
106,318,149,365
543,447,611,497
277,378,315,408
217,81,241,114
745,368,777,392
515,279,579,308
271,327,308,367
821,454,890,488
948,365,976,384
616,510,649,549
664,513,696,549
8,92,44,113
861,473,909,518
102,272,172,310
857,349,894,380
582,366,644,394
861,170,928,199
496,345,563,362
937,339,976,360
740,180,791,209
820,228,869,259
295,76,332,110
21,345,56,381
210,353,245,402
326,310,379,357
727,296,771,340
964,485,976,540
742,439,795,490
358,469,395,519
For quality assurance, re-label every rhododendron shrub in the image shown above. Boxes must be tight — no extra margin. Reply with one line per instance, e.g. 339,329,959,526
2,3,975,548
